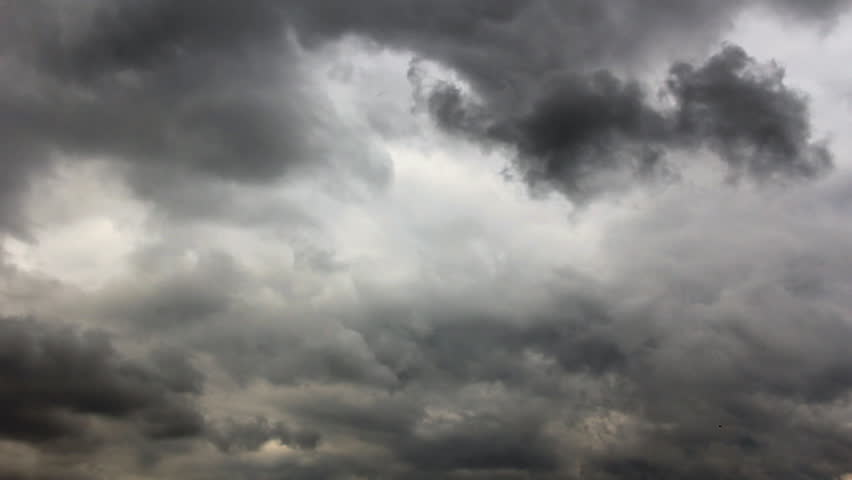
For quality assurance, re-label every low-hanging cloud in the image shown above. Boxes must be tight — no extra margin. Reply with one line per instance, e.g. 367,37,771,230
0,316,205,447
1,1,852,479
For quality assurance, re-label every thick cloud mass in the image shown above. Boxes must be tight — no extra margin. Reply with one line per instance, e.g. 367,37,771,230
0,316,204,445
1,0,835,230
2,0,852,479
420,44,832,198
0,0,390,234
668,45,832,180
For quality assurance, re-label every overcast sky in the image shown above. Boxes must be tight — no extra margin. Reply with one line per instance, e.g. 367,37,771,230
2,1,852,479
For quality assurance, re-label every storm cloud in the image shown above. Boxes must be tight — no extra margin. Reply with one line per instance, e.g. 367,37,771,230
0,316,204,449
418,44,832,198
2,1,852,479
0,0,843,228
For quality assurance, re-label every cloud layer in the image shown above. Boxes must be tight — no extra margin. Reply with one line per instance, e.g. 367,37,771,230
1,1,852,479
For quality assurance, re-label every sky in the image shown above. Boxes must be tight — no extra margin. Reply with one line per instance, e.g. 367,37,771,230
1,1,852,479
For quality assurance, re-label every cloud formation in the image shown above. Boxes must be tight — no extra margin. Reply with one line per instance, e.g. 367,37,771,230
1,1,852,479
0,317,203,444
0,0,843,231
418,44,832,198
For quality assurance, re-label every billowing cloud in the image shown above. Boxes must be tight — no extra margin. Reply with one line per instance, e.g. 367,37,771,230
1,1,852,479
417,44,832,199
0,0,845,232
0,0,391,234
2,318,203,445
206,416,319,453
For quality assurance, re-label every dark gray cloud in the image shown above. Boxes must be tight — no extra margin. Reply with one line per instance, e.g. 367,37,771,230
0,316,205,451
303,0,841,197
416,44,833,198
668,45,833,181
329,283,852,479
0,0,389,234
395,414,559,473
0,472,99,480
1,0,846,233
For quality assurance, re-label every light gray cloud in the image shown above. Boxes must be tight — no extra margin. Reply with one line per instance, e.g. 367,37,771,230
206,416,319,453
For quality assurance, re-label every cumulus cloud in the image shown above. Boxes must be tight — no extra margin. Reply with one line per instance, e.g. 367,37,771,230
0,0,844,233
1,1,852,479
0,316,205,455
416,44,832,199
0,0,391,234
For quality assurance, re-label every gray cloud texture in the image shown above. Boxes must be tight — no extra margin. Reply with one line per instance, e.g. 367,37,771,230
1,1,852,479
419,44,832,199
0,0,839,234
0,316,203,449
